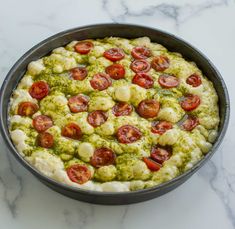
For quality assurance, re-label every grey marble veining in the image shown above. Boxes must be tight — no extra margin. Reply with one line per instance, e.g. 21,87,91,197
102,0,230,25
0,0,235,228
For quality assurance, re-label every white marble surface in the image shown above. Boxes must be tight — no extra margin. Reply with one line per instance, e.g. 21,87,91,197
0,0,234,228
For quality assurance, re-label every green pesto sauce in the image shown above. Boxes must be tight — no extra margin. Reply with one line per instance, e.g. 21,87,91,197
9,37,220,190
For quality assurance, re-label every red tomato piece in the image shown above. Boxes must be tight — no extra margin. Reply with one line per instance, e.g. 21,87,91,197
117,125,142,144
143,157,162,171
105,64,125,80
66,164,91,184
132,73,154,89
87,110,108,127
68,94,89,113
103,48,125,61
151,55,170,72
112,102,133,117
90,148,116,168
17,102,39,116
137,99,160,119
37,132,54,148
151,121,173,135
186,73,202,87
70,67,88,81
182,116,199,131
74,41,93,54
158,74,179,88
131,46,151,59
90,73,112,91
130,59,150,73
151,146,172,164
29,81,49,100
180,94,200,111
33,115,53,132
61,123,82,140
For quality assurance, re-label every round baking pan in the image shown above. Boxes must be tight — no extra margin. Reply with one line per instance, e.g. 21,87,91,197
0,24,230,204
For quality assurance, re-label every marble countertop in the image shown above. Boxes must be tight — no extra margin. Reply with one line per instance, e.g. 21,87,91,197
0,0,234,228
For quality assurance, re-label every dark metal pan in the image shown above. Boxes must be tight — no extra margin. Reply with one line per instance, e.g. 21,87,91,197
0,24,230,205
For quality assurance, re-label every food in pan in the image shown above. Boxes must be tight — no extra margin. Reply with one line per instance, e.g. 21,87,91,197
8,37,219,192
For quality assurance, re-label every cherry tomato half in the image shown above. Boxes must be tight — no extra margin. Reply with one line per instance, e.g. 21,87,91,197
132,73,154,89
112,102,133,117
151,146,172,164
70,67,88,81
186,73,202,87
68,95,89,113
117,125,142,144
90,73,112,91
130,59,150,73
87,110,108,127
17,102,39,116
29,81,49,100
61,123,82,140
74,41,93,54
66,164,91,184
37,132,54,148
158,74,179,88
105,64,125,80
151,121,173,135
131,46,151,59
143,157,162,171
182,116,199,131
137,99,160,119
103,48,125,61
151,55,170,72
90,148,116,168
33,115,53,132
180,94,200,111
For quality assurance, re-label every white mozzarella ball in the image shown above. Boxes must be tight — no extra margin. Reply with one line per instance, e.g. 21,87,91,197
78,142,95,162
18,75,33,88
115,86,131,102
27,59,45,75
99,122,115,136
10,129,27,145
